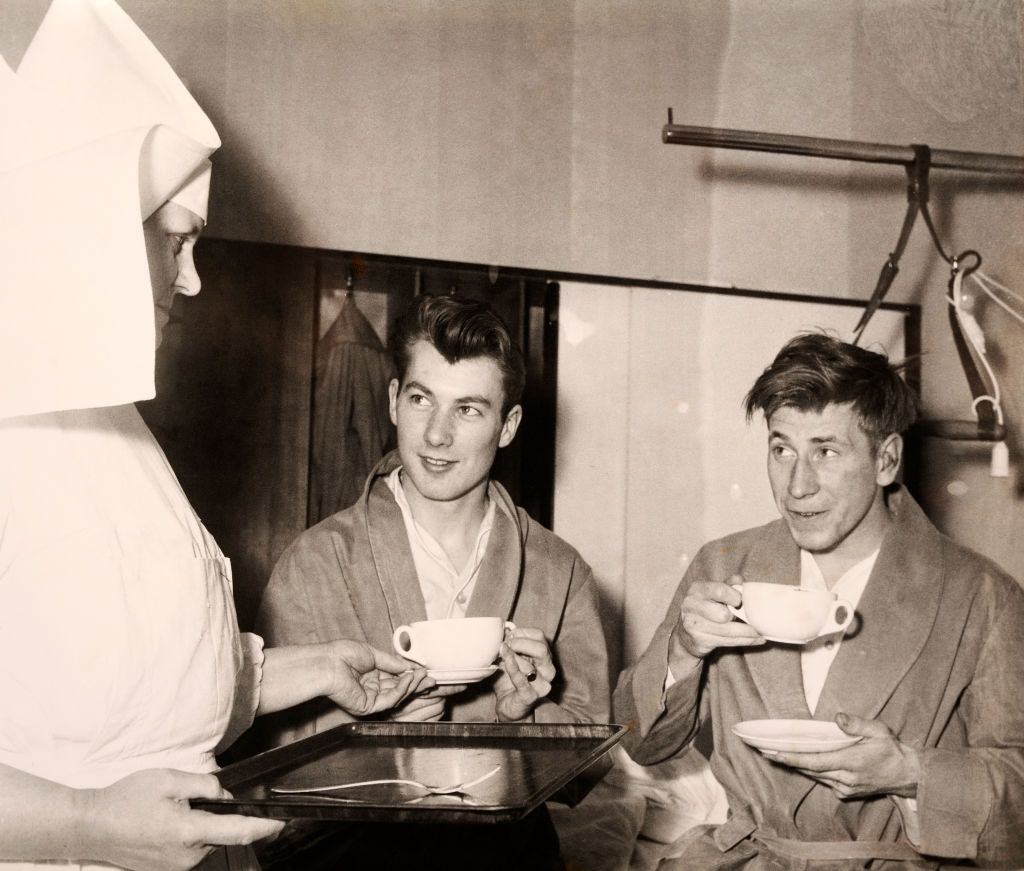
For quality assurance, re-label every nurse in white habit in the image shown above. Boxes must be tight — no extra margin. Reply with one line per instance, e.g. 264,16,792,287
0,2,432,869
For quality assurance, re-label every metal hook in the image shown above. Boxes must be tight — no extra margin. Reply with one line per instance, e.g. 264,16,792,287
956,250,982,279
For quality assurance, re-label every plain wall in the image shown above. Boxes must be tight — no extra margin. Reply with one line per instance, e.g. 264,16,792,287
7,0,1021,580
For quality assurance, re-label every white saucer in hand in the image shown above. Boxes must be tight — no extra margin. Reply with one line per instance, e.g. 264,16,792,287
427,665,500,685
732,719,862,753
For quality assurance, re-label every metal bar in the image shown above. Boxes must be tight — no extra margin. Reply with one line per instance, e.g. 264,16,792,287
662,123,1024,175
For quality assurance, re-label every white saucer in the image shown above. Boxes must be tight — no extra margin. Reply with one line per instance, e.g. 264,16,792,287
427,665,500,685
732,719,862,753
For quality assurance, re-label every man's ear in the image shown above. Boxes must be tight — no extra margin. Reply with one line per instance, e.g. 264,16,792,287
388,378,400,427
498,404,522,448
875,433,903,486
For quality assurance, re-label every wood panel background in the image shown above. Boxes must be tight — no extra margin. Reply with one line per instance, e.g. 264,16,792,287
139,239,316,630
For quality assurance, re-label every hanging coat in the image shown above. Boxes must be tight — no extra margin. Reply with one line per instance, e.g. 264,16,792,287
309,297,395,523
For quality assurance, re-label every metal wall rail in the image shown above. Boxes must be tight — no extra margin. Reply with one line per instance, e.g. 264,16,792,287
662,118,1024,176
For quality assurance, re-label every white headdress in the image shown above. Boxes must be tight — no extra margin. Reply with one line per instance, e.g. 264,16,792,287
0,0,220,420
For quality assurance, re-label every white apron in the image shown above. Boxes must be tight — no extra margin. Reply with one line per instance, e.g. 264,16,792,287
0,405,261,870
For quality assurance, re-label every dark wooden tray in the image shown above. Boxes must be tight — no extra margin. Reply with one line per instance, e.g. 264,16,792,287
194,721,625,824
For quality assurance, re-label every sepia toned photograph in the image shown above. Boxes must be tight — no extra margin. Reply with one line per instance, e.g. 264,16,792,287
1,2,1022,869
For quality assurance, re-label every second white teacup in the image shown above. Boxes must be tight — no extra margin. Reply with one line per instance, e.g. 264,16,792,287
728,582,854,644
392,616,515,671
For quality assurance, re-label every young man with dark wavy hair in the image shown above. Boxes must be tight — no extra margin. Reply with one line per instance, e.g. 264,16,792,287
257,293,608,870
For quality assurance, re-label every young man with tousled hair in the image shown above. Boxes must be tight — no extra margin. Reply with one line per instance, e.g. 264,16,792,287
615,332,1024,870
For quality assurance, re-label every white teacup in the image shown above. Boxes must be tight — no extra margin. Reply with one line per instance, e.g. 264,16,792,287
392,617,515,671
728,582,854,644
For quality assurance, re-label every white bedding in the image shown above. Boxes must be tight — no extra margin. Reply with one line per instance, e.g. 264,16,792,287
550,745,728,871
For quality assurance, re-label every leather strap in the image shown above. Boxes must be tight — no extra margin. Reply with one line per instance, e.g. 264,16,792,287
854,145,931,344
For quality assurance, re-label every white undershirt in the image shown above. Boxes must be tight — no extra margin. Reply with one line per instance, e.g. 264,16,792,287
800,549,920,843
386,466,495,620
799,548,875,713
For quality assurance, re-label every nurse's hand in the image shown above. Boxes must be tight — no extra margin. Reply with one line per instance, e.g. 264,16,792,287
82,768,283,871
325,640,434,717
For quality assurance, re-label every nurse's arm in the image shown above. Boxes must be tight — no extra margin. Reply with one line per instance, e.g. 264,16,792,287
257,639,433,717
0,763,282,869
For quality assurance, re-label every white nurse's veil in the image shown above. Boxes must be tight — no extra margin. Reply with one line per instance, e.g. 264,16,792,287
0,0,221,420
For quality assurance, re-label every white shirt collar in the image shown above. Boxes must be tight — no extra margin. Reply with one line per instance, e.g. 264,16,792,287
385,465,496,619
800,547,879,713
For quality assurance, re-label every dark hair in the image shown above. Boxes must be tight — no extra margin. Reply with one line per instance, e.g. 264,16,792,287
391,294,526,415
744,332,918,446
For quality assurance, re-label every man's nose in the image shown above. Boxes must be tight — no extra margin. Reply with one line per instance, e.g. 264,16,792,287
424,410,453,446
788,455,818,498
174,253,202,297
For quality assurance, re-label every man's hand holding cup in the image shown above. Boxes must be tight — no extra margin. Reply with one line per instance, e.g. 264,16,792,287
669,575,766,674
